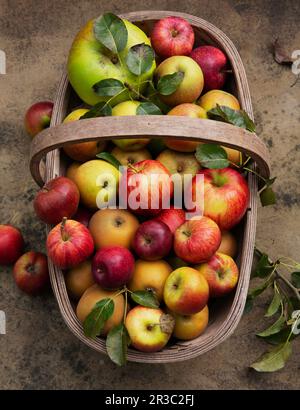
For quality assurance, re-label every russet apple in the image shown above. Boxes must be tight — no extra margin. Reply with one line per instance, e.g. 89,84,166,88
155,206,186,234
89,208,139,250
128,259,172,302
196,252,239,297
111,146,151,166
65,260,95,300
155,56,204,106
76,284,125,336
174,217,221,264
24,101,53,138
198,89,240,111
169,305,209,340
163,267,209,315
218,230,237,258
0,225,24,265
125,306,174,352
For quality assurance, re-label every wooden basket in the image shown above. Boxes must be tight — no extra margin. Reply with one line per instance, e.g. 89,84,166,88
29,11,270,363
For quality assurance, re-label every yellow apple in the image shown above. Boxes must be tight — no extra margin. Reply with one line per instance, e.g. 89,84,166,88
217,230,238,258
66,161,81,183
169,305,209,340
223,146,242,166
198,90,240,111
111,146,152,166
65,260,94,300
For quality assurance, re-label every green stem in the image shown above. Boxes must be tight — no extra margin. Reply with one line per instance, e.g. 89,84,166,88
243,166,267,184
275,268,300,302
123,287,128,323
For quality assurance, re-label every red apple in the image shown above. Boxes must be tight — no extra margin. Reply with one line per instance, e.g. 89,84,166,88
155,206,185,234
121,159,173,217
13,251,49,295
92,246,135,289
73,207,94,227
24,101,54,138
190,46,228,91
46,218,94,269
196,252,239,297
133,220,173,261
174,217,221,264
191,168,250,230
34,176,80,225
151,16,194,58
0,225,24,265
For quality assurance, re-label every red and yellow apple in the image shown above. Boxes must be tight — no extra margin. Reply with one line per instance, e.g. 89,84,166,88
170,305,209,340
24,101,53,138
218,230,237,258
198,89,240,111
155,206,185,234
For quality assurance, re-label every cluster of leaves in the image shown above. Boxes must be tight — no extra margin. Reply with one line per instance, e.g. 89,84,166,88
245,249,300,372
83,287,174,366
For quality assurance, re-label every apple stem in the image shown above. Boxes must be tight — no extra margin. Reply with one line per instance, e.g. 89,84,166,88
60,217,68,241
127,163,139,173
221,69,233,74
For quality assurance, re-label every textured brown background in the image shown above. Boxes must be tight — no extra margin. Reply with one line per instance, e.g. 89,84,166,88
0,0,299,390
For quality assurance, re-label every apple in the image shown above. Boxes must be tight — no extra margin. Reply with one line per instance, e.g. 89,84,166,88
76,284,125,336
155,56,204,106
169,305,209,340
111,146,151,166
73,207,94,228
24,101,53,138
46,218,94,269
191,168,250,230
66,161,81,183
68,17,156,106
63,109,107,162
165,103,207,152
196,252,239,297
125,306,174,352
190,46,228,91
163,267,209,315
65,259,94,300
155,206,185,234
89,208,139,250
218,230,237,258
112,101,150,151
128,259,172,302
13,251,49,295
75,159,120,209
133,220,173,261
33,176,80,225
174,217,221,264
0,225,24,265
224,146,242,166
92,246,135,289
197,89,240,111
150,16,194,58
121,159,173,216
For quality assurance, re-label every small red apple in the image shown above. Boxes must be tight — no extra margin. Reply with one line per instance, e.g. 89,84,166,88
155,206,185,234
46,218,94,269
24,101,54,138
133,220,173,261
0,225,24,265
73,207,94,227
13,251,49,295
190,45,228,91
34,176,80,225
92,246,135,289
174,217,221,264
151,16,195,58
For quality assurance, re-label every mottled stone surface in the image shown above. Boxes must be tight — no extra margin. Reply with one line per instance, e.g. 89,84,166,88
0,0,299,390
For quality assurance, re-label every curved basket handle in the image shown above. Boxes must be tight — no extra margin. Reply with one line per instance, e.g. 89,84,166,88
30,116,270,186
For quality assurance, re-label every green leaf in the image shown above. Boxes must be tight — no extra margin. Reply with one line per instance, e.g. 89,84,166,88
257,315,285,337
195,143,229,169
145,81,171,114
131,290,160,308
208,104,256,132
106,323,129,366
126,43,155,76
248,277,272,299
94,13,128,53
291,271,300,288
261,327,292,345
252,253,274,278
93,78,125,97
96,152,121,169
147,138,166,156
260,186,276,206
265,287,282,317
83,298,114,338
157,72,184,96
250,342,292,372
244,296,254,314
80,102,112,119
136,102,162,115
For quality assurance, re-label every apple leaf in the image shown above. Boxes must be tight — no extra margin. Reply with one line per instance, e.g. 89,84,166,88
126,43,155,76
159,313,175,335
257,315,286,338
262,327,293,345
96,152,121,170
80,102,112,119
130,290,160,308
136,102,162,115
195,143,229,169
83,298,114,338
244,296,254,314
291,272,300,288
265,286,282,317
207,104,256,132
94,13,128,53
250,342,292,372
252,253,274,278
93,78,125,97
157,72,184,96
260,186,276,206
248,277,273,299
106,323,129,366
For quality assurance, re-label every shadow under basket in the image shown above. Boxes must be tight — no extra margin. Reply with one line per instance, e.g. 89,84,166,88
29,11,270,363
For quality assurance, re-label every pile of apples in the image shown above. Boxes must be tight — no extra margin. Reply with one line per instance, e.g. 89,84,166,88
1,14,251,355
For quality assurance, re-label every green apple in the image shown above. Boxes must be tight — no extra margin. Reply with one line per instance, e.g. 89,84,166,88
68,18,156,106
112,100,150,151
155,56,204,106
